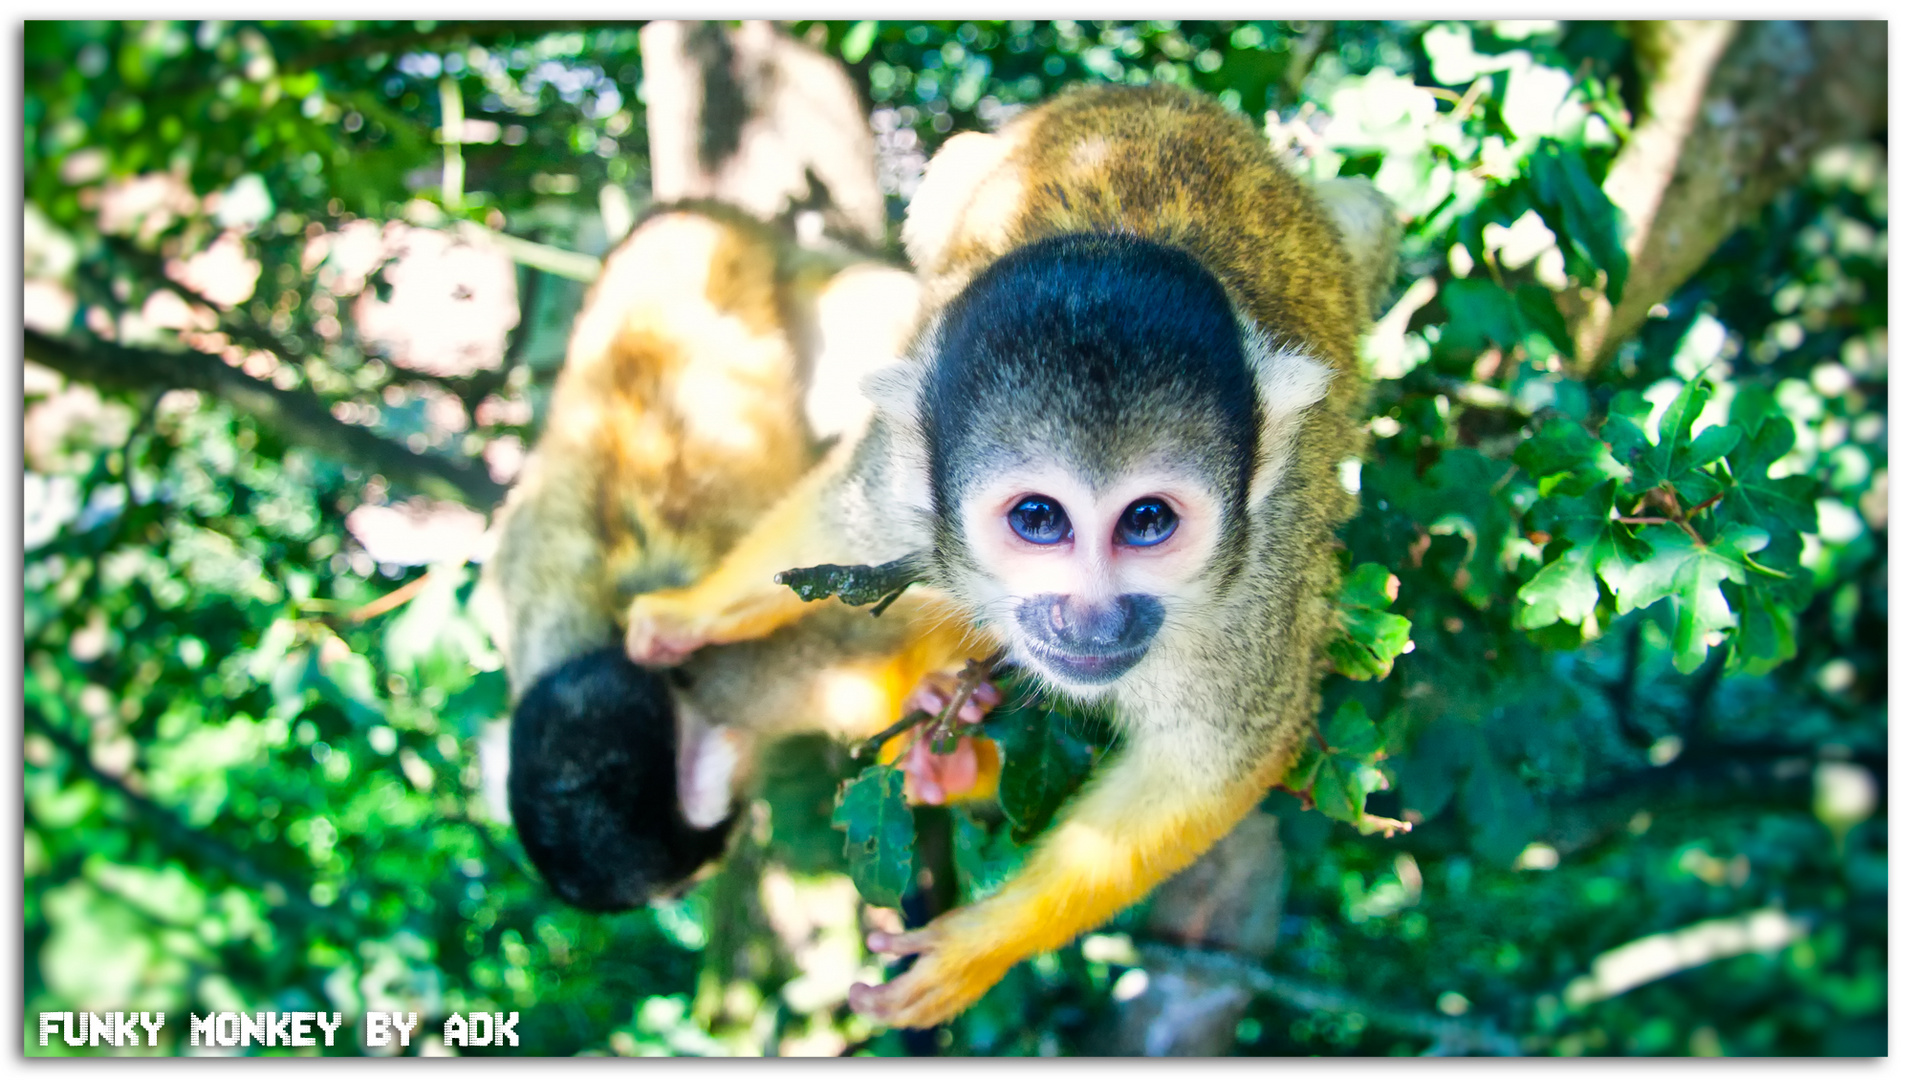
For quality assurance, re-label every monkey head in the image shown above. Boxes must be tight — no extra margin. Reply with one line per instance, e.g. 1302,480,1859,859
507,648,732,910
890,232,1332,700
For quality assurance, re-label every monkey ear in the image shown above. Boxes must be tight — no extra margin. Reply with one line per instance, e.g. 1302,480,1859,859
1241,322,1335,504
858,352,936,514
676,706,747,831
860,355,928,427
1312,177,1401,323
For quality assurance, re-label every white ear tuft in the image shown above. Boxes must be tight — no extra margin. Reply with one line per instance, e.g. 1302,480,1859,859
859,356,928,428
857,348,937,516
1242,321,1334,504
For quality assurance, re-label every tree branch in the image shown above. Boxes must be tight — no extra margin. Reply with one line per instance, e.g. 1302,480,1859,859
1141,943,1523,1056
1568,20,1887,372
272,21,644,73
641,20,887,249
26,706,350,933
25,330,506,508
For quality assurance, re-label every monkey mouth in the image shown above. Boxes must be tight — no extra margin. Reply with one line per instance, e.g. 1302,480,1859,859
1026,642,1149,686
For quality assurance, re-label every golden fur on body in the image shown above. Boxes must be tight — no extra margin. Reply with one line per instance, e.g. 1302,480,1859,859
483,206,988,911
620,86,1396,1028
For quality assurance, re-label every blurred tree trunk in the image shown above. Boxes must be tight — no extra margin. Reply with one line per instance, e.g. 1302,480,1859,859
639,20,886,249
1565,19,1887,372
1097,810,1290,1055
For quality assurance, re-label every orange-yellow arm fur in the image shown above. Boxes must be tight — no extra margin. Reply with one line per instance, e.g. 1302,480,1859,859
850,732,1286,1027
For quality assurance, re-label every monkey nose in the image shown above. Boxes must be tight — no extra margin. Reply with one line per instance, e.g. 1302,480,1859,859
1023,593,1164,654
1060,597,1133,646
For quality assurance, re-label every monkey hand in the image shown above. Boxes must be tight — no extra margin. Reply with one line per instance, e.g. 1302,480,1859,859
850,904,1016,1029
623,590,719,667
893,674,1002,805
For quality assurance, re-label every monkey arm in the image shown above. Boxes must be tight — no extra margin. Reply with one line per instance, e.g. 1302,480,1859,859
849,727,1281,1029
623,438,869,666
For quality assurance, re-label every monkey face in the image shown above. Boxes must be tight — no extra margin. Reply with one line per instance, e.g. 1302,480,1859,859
951,461,1226,696
911,231,1331,700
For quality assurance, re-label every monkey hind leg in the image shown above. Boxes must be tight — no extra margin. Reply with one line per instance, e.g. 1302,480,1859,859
507,647,732,911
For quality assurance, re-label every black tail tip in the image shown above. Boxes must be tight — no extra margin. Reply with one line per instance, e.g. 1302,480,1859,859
507,648,732,911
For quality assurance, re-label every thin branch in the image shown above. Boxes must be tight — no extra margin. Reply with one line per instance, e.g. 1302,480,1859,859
927,650,1008,751
348,570,435,623
271,21,643,73
26,706,350,933
852,709,933,762
851,650,1010,761
26,330,506,508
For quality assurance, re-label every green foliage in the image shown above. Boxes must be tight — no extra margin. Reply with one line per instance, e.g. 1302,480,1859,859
774,556,923,614
25,18,1884,1059
830,768,915,909
984,677,1105,845
1281,701,1395,831
1329,563,1414,680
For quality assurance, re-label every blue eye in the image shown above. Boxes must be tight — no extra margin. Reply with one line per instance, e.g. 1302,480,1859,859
1115,498,1178,547
1008,496,1072,545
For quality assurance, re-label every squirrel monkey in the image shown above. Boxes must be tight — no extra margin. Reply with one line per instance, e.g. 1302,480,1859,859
481,205,996,912
623,86,1398,1028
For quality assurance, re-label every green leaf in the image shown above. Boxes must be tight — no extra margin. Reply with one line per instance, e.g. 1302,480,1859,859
951,808,1025,903
1515,283,1575,358
987,700,1097,844
1515,550,1599,629
840,20,879,63
1289,701,1387,826
1518,481,1647,630
1514,416,1626,498
1615,526,1768,673
1602,378,1740,506
1719,408,1818,537
1421,449,1516,608
1728,579,1799,676
1281,740,1325,794
1330,563,1414,680
1313,754,1364,824
831,765,915,908
1322,698,1383,759
1439,277,1523,356
775,554,924,614
1530,140,1631,303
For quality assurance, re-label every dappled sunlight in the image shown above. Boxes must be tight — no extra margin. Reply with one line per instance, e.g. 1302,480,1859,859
21,18,1885,1060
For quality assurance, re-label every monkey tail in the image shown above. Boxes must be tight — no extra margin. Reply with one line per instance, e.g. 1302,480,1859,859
506,647,733,911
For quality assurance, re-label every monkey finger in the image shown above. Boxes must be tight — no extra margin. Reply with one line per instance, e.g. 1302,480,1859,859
903,674,956,717
849,954,977,1029
848,977,939,1028
953,679,1002,723
865,926,934,956
900,738,943,804
932,737,979,794
846,981,884,1018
